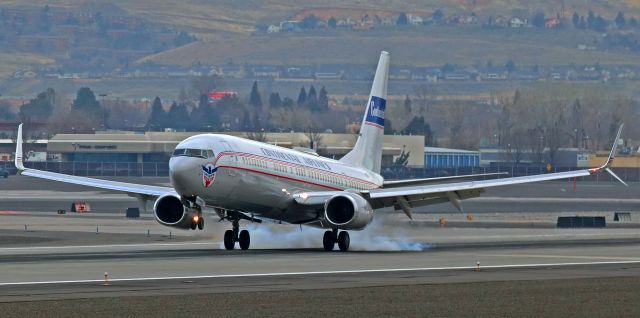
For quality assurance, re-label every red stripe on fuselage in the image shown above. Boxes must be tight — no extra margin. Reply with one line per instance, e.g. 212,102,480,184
212,151,378,187
217,165,343,191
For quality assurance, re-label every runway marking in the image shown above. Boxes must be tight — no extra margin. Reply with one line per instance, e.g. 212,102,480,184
0,242,217,251
481,253,640,261
1,260,640,286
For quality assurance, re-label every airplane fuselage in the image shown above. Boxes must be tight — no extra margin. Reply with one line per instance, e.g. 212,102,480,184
169,134,383,224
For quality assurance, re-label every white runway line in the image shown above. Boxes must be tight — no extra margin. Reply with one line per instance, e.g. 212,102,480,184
0,242,216,251
1,260,639,286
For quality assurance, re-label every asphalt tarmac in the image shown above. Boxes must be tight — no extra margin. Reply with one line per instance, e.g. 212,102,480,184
0,176,639,317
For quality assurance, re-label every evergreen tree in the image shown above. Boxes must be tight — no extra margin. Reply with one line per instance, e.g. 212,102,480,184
328,17,337,28
191,94,217,130
572,12,580,28
403,95,412,113
19,88,56,122
587,10,595,29
531,12,545,28
318,86,329,111
167,102,190,130
629,17,638,28
615,11,626,28
72,87,100,116
433,9,444,24
593,15,608,32
282,97,294,108
268,92,282,108
505,60,516,73
297,87,307,105
307,86,318,110
249,81,262,109
402,116,434,145
384,119,395,135
397,12,408,25
146,96,166,131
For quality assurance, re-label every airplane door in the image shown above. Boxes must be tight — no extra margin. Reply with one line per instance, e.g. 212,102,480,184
219,141,238,176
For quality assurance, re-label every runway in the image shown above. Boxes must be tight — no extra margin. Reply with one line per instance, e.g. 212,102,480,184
1,176,640,316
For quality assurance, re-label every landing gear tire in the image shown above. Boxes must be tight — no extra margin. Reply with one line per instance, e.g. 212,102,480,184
239,230,250,250
223,230,235,250
197,217,204,230
323,230,335,251
190,221,197,230
337,231,350,252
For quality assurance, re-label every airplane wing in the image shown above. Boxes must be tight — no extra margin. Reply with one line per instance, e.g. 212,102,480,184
382,172,508,188
14,124,174,198
295,124,626,220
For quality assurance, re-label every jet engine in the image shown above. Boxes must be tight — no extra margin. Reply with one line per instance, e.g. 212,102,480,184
324,192,374,230
153,194,199,229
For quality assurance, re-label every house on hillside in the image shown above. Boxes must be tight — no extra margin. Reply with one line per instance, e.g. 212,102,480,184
510,17,528,28
545,17,561,29
250,65,281,78
493,15,509,27
267,25,280,33
408,14,424,25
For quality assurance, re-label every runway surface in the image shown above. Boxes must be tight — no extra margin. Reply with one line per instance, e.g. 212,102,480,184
0,176,639,316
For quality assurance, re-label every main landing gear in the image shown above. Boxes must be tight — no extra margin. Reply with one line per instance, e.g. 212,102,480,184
219,210,261,250
323,229,350,252
223,219,251,250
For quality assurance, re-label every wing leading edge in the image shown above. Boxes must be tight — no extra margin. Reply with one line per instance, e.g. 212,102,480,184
14,124,174,198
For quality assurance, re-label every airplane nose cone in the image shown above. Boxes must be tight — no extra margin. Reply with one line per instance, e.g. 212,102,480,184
169,157,196,194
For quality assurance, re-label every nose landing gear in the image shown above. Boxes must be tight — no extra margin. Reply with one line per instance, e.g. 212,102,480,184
323,229,350,252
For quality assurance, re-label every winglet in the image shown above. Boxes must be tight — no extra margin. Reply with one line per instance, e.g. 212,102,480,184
15,123,25,171
588,124,627,186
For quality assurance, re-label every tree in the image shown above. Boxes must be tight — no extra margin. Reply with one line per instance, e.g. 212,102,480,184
269,92,282,108
384,119,395,134
505,60,516,73
307,85,318,111
166,102,190,130
19,88,56,122
328,17,337,28
282,97,294,108
402,116,434,145
532,12,545,28
572,12,580,28
397,12,408,26
0,101,16,120
593,15,608,32
433,9,445,24
297,87,307,105
318,86,329,111
629,17,638,28
403,95,412,113
72,87,100,116
300,15,319,29
249,81,262,109
615,11,626,28
174,31,194,46
191,94,218,130
587,10,595,29
146,96,166,131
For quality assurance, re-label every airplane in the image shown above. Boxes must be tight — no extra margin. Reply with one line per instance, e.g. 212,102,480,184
13,51,626,252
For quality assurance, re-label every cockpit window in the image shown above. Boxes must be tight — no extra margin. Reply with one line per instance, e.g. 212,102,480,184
172,148,214,159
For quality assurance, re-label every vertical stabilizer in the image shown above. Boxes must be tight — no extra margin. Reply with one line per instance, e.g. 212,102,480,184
15,123,24,170
339,51,389,173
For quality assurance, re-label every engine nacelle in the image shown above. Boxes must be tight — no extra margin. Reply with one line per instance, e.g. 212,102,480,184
324,192,374,230
153,194,198,229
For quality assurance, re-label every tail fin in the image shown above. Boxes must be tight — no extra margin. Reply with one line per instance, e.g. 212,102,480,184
15,123,25,170
339,51,389,173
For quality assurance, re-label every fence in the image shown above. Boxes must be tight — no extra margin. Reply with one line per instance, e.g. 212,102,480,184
1,161,638,182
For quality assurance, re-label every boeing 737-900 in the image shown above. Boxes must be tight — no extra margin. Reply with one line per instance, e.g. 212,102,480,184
14,51,625,251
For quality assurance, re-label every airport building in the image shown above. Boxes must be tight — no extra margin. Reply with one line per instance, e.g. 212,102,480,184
32,131,426,168
424,147,480,168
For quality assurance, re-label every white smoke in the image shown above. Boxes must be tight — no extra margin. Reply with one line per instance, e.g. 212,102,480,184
219,216,431,252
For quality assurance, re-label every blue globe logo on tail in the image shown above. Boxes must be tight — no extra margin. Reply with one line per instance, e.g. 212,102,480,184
364,96,385,129
202,163,218,188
